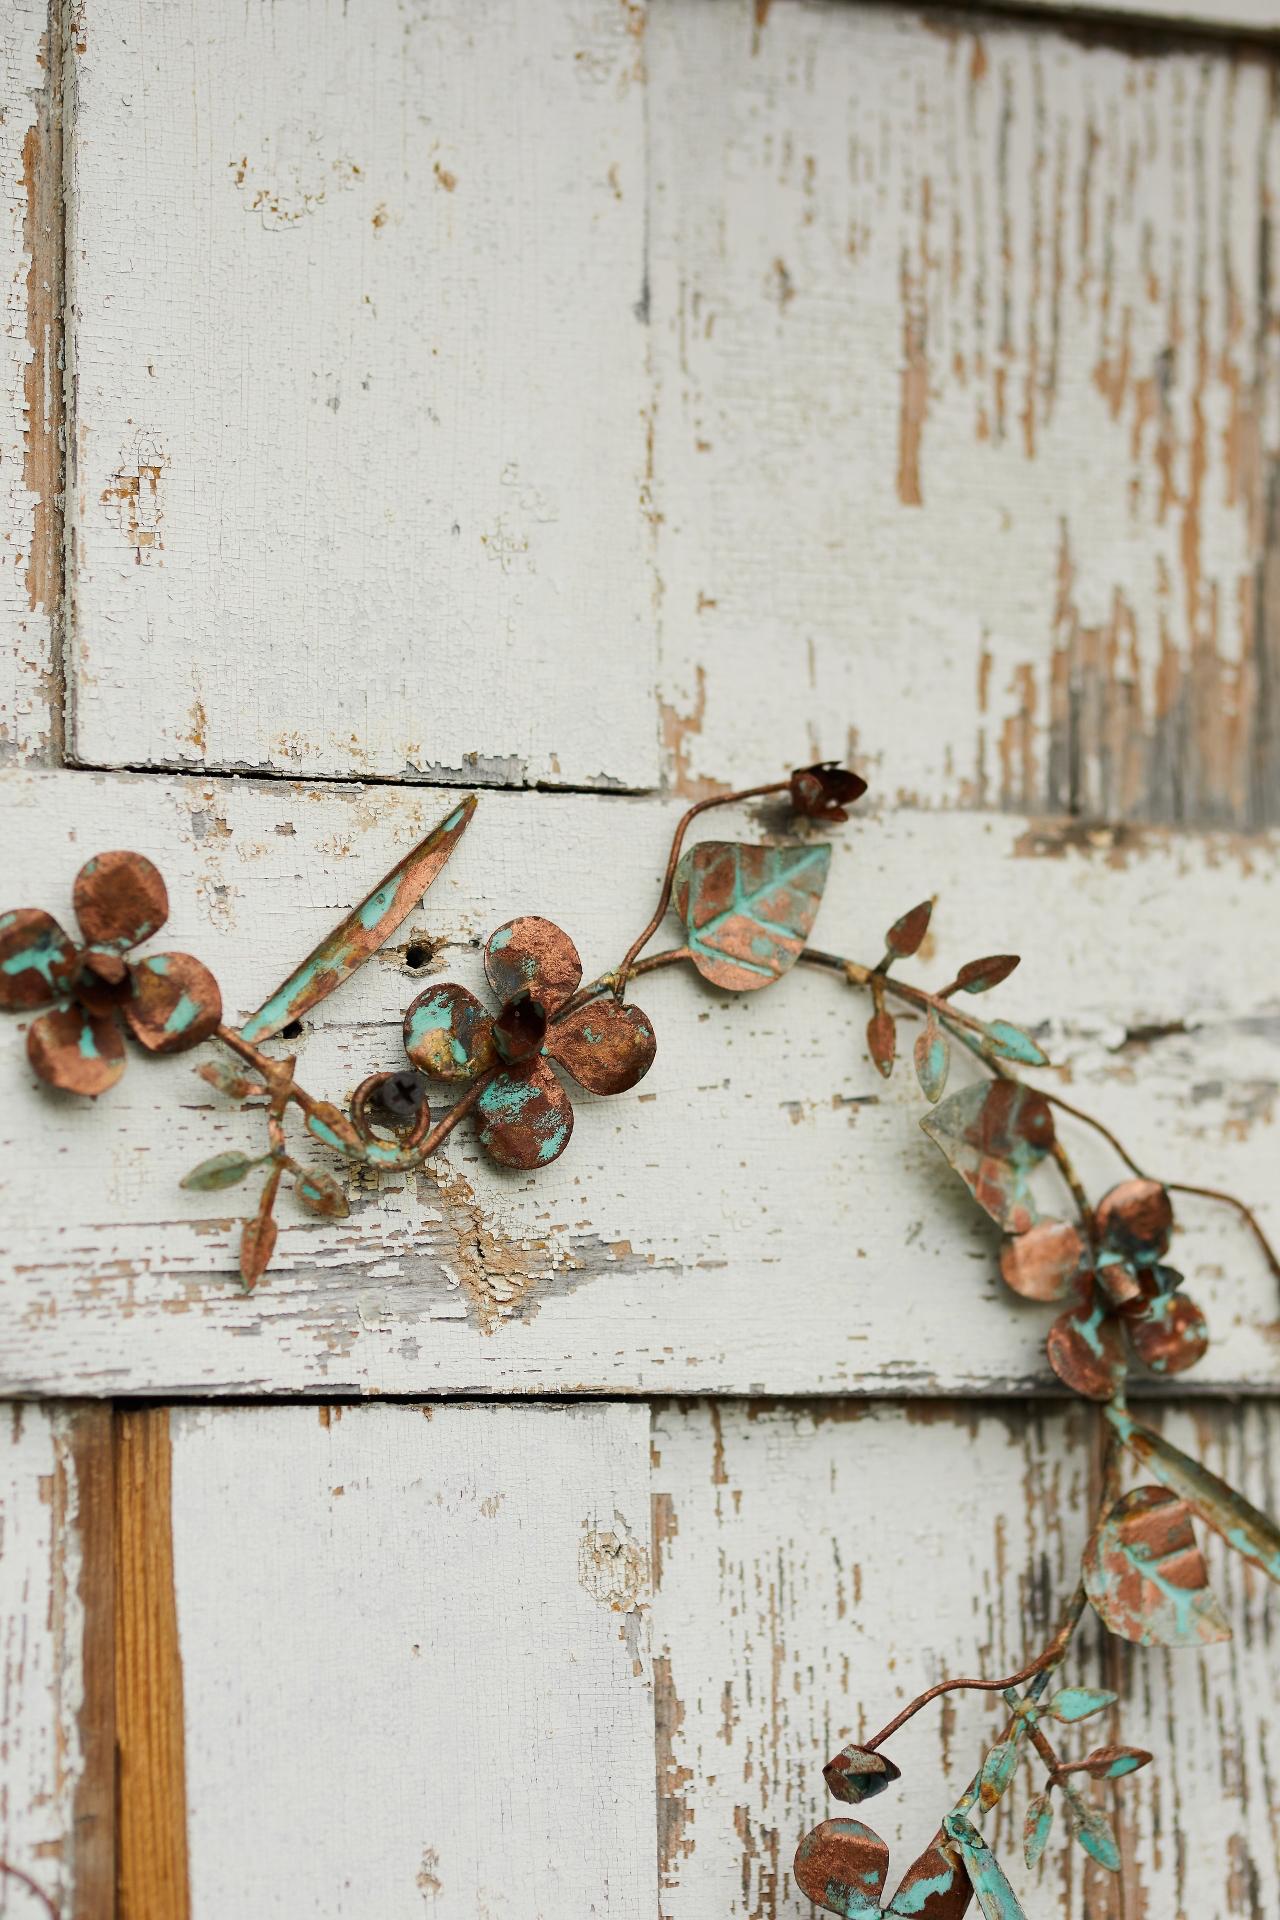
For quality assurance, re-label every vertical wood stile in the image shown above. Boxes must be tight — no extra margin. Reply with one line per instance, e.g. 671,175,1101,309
114,1410,189,1920
69,1405,115,1920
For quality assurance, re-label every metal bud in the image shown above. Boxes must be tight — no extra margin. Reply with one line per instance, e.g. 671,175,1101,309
823,1743,902,1804
789,761,868,823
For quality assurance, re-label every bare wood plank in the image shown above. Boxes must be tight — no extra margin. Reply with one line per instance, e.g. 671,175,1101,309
650,1396,1280,1918
167,1402,656,1916
0,0,62,764
68,1404,114,1920
650,1,1280,826
3,766,1280,1396
63,0,656,790
114,1409,189,1920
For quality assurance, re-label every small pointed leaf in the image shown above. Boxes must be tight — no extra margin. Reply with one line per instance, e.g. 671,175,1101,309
1054,1746,1153,1782
1046,1687,1117,1724
1061,1783,1120,1873
867,1008,896,1079
949,955,1020,996
978,1741,1019,1810
914,1018,950,1103
1023,1793,1054,1870
293,1167,351,1219
240,1209,278,1288
198,1059,267,1100
886,901,932,958
181,1151,260,1192
979,1020,1049,1067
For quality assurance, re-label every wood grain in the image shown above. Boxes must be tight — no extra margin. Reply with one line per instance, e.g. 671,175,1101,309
651,1396,1280,1919
167,1401,656,1917
114,1408,189,1920
69,1404,114,1920
3,767,1280,1397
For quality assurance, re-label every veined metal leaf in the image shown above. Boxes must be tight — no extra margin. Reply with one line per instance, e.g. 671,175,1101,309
241,795,477,1043
673,840,831,992
181,1150,261,1192
919,1080,1054,1233
1083,1486,1231,1647
943,1814,1028,1920
1106,1406,1280,1583
1061,1784,1120,1873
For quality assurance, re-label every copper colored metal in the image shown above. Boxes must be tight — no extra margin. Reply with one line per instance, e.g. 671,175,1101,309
793,1819,889,1917
1093,1257,1145,1308
1046,1294,1128,1401
485,916,581,1014
492,989,549,1064
920,1080,1054,1234
1083,1487,1230,1647
674,839,831,992
28,1002,126,1095
474,1055,574,1169
886,1838,972,1920
123,952,223,1053
789,762,868,823
240,795,476,1044
1125,1288,1209,1375
999,1221,1085,1301
1095,1178,1172,1264
544,998,656,1094
0,909,78,1007
1049,1746,1152,1782
403,982,498,1083
867,1005,896,1079
824,1744,901,1805
1107,1404,1280,1583
942,954,1020,997
350,1073,433,1149
73,850,168,951
884,900,932,960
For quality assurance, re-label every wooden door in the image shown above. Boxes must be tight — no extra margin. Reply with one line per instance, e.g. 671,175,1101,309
4,0,1280,1913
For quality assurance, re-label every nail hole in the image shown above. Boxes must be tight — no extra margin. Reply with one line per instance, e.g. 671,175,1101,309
282,1020,303,1039
405,943,433,970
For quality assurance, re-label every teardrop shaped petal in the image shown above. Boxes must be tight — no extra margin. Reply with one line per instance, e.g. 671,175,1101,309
1023,1794,1054,1871
1095,1178,1172,1265
914,1019,950,1103
73,851,168,951
545,999,657,1094
403,981,498,1082
27,1003,126,1095
793,1819,890,1918
823,1744,901,1806
475,1058,574,1169
1046,1298,1127,1401
1000,1221,1085,1301
123,953,223,1053
1124,1290,1209,1376
886,1836,973,1919
484,917,582,1014
0,909,78,1008
867,1008,896,1078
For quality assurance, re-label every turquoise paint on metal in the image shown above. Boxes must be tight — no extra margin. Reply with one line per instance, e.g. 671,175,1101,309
673,839,832,992
1106,1404,1280,1583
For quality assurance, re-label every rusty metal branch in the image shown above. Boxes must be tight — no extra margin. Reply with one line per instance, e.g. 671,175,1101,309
0,1860,59,1918
614,783,790,999
553,948,693,1023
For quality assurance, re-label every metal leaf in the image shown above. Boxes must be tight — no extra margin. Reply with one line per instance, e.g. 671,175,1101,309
919,1080,1055,1232
886,901,933,959
823,1744,901,1806
484,916,582,1014
0,909,78,1008
197,1059,266,1100
403,982,498,1083
1090,1479,1226,1654
293,1167,350,1219
793,1819,889,1918
1095,1179,1171,1264
27,1003,126,1096
914,1017,950,1103
181,1151,260,1192
123,953,223,1053
1053,1747,1153,1782
867,1008,896,1079
73,851,168,951
240,1209,277,1288
673,840,831,992
943,1814,1028,1920
1000,1221,1085,1302
978,1741,1019,1810
885,1836,973,1920
1045,1687,1117,1724
544,999,656,1095
305,1101,366,1157
1046,1297,1127,1401
1105,1406,1280,1583
1061,1784,1120,1873
1123,1289,1208,1376
950,955,1020,995
977,1021,1049,1067
240,796,476,1043
474,1058,574,1169
1023,1793,1054,1870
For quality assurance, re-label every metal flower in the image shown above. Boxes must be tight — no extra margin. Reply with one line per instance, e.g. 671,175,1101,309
789,761,868,823
401,916,656,1169
0,851,222,1095
1000,1179,1208,1400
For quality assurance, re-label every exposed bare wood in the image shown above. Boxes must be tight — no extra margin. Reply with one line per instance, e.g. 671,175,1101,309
68,1405,113,1920
114,1409,189,1920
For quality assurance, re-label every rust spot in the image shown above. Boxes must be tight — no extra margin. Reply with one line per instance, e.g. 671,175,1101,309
651,1491,678,1591
898,243,929,508
659,665,731,801
433,162,456,192
655,1654,695,1883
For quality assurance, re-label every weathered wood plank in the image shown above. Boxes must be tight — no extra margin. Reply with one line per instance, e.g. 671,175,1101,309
650,1,1280,826
2,767,1279,1396
650,1396,1280,1918
64,0,656,790
167,1401,656,1917
0,1403,103,1919
0,0,61,766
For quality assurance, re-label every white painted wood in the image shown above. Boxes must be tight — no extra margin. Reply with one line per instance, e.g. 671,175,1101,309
0,1405,88,1918
169,1401,656,1919
1,0,57,765
3,766,1280,1397
63,0,656,790
651,1396,1280,1918
649,1,1280,822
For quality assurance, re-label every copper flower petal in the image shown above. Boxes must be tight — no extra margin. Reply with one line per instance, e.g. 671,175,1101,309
484,917,582,1015
1046,1298,1127,1401
1126,1291,1209,1375
544,1000,656,1095
73,851,168,952
474,1057,574,1169
403,981,498,1083
27,1003,126,1095
0,909,78,1009
1095,1178,1172,1265
123,953,223,1053
793,1819,889,1918
1000,1220,1086,1301
886,1837,972,1920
